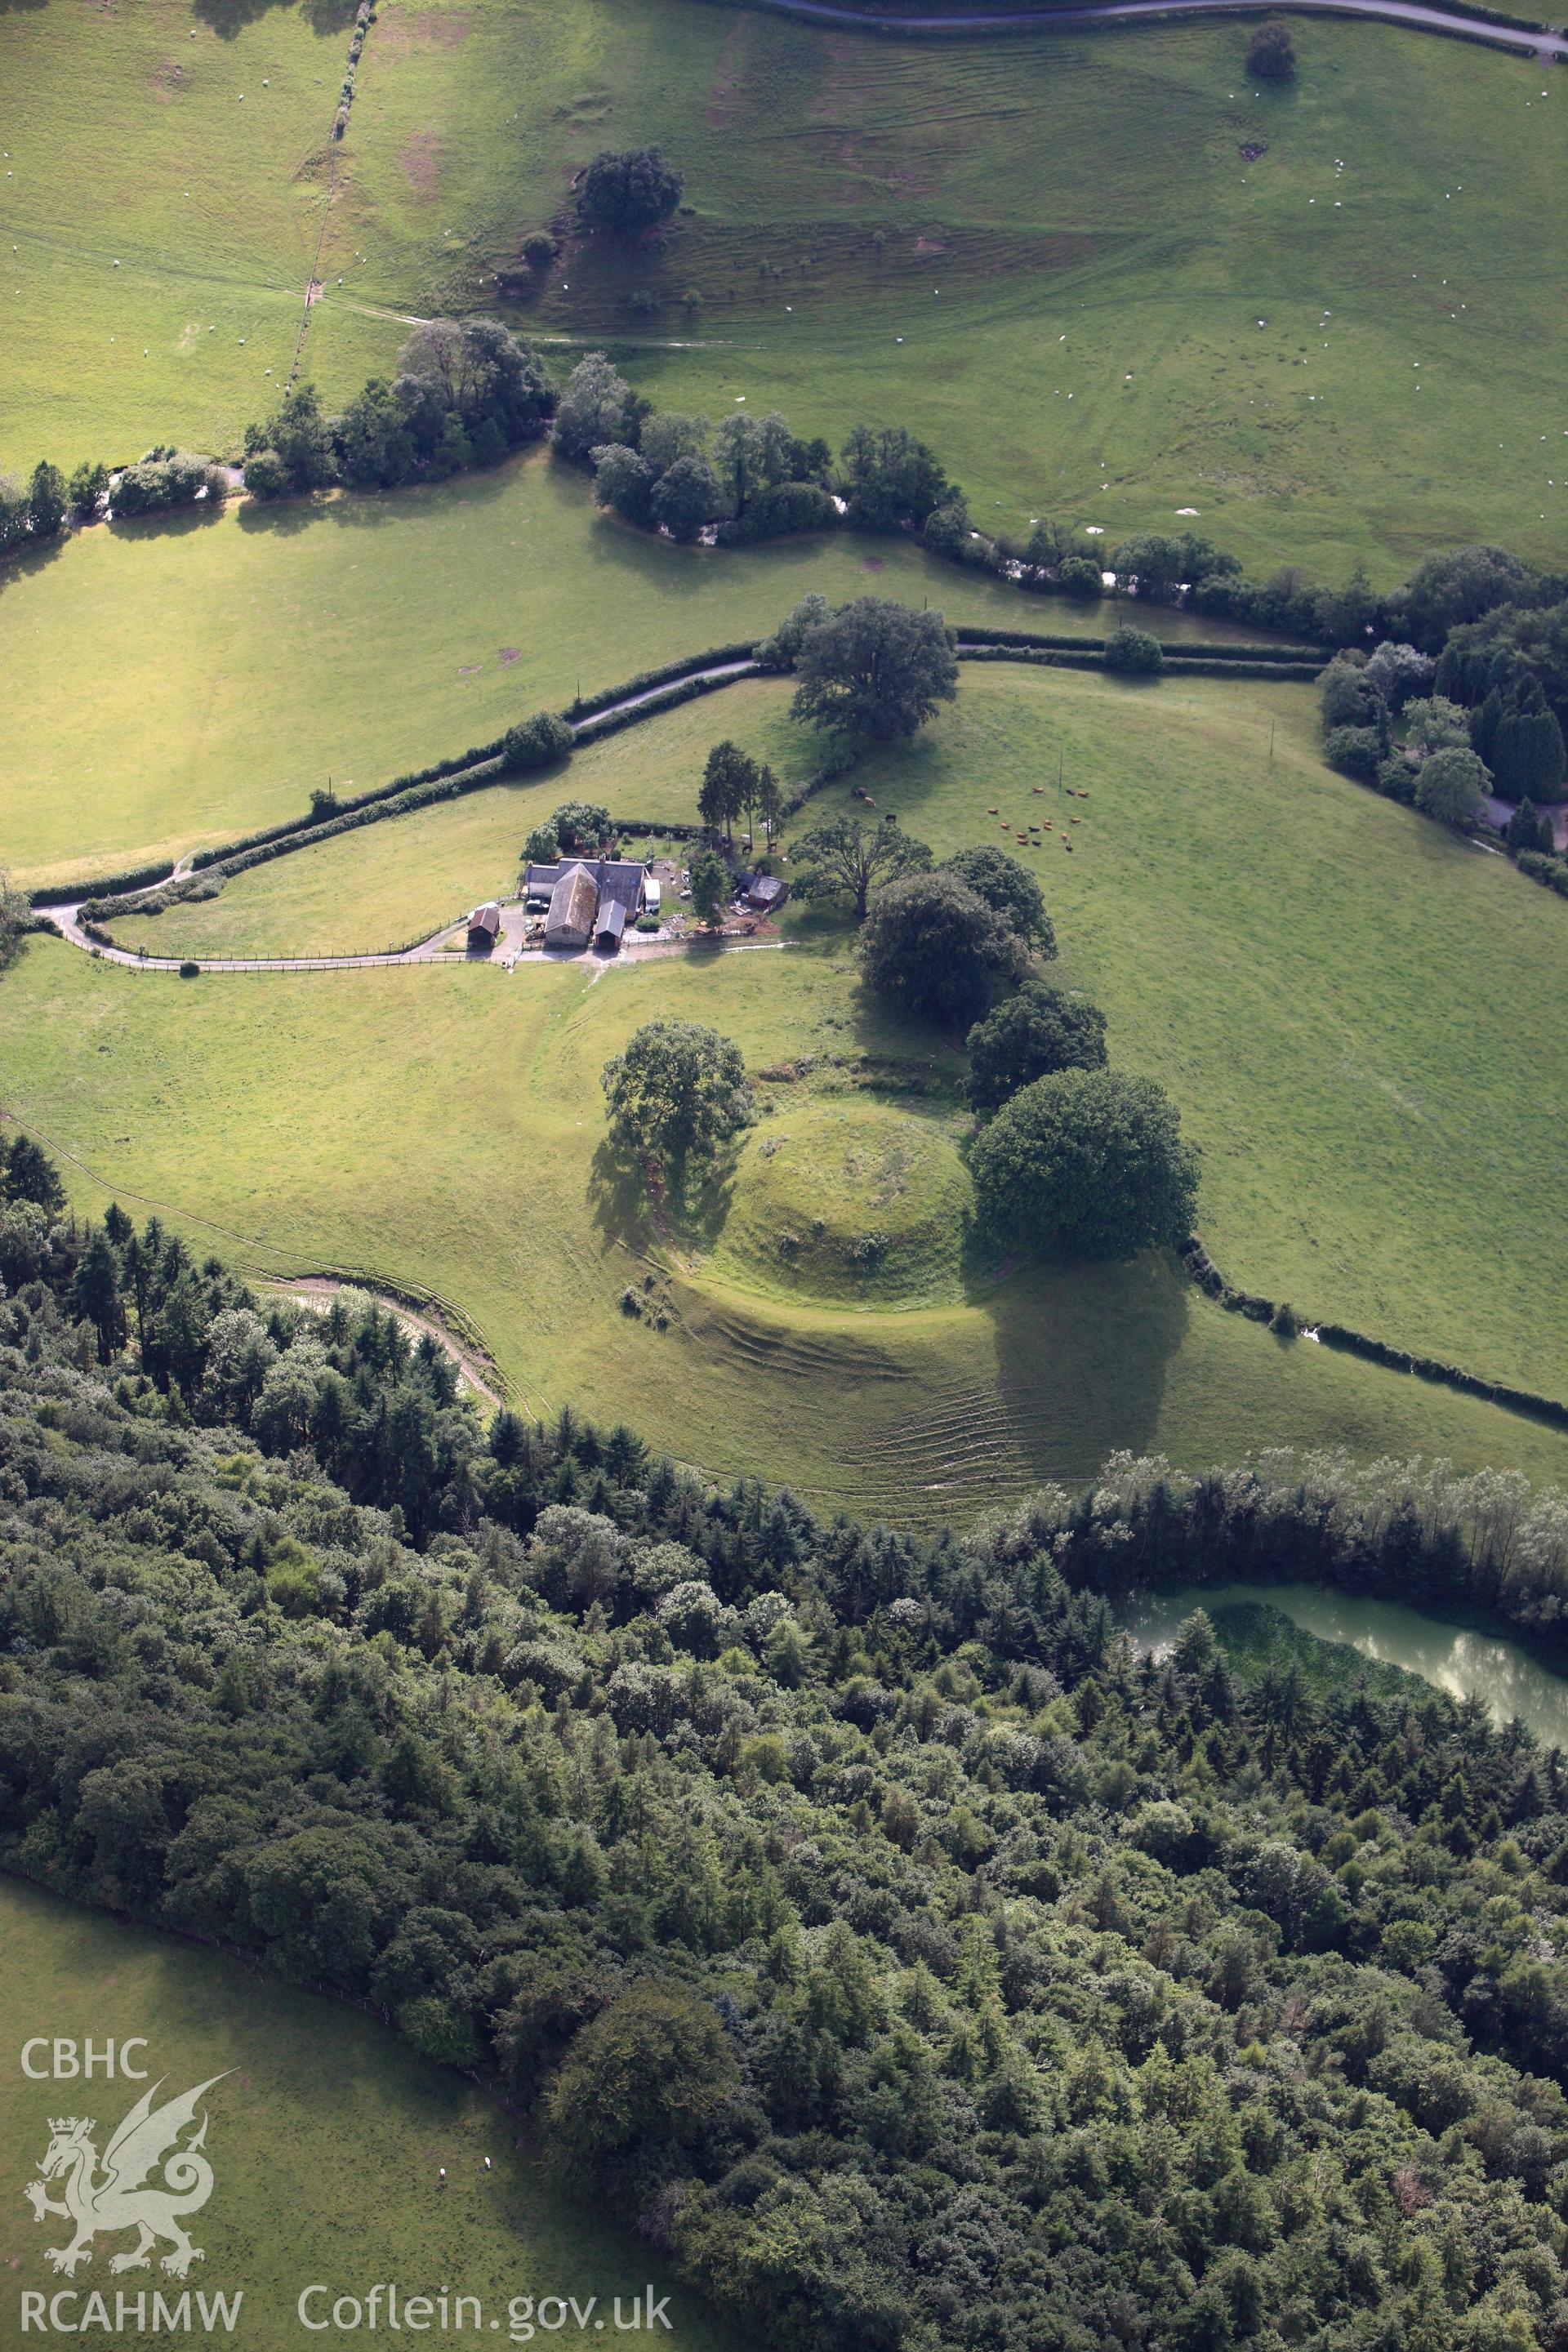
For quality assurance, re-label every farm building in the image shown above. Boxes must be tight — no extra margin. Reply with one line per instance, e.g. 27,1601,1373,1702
744,874,786,913
542,862,600,951
526,857,648,951
466,902,501,948
595,898,629,951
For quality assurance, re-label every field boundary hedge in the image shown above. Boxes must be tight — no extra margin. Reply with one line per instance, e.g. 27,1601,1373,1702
958,644,1324,683
1180,1236,1568,1432
41,627,1347,937
953,625,1321,664
43,653,766,919
565,645,758,720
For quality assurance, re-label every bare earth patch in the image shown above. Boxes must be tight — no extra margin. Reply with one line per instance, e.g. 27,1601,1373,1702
374,7,471,60
400,130,443,197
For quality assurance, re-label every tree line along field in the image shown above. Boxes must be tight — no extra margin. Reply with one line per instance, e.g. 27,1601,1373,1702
0,1879,734,2352
0,448,1255,891
4,689,1568,1519
60,660,1568,1411
4,0,1568,581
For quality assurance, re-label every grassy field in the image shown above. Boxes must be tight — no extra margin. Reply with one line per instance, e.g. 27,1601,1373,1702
1,448,1241,892
0,0,352,473
4,907,1566,1526
83,657,1568,1414
0,1876,737,2352
99,679,817,958
4,0,1566,580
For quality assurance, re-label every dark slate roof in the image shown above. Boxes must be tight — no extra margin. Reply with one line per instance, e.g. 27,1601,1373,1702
524,858,647,913
595,898,628,942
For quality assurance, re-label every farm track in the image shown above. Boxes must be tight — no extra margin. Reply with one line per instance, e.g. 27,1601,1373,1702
739,0,1568,58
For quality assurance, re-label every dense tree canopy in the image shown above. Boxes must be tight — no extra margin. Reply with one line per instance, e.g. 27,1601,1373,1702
838,424,950,532
502,710,574,773
1400,545,1539,652
964,980,1107,1113
1245,17,1296,76
552,354,648,467
971,1067,1200,1257
857,871,1030,1022
0,872,29,975
5,1160,1568,2352
575,145,684,236
1416,745,1489,826
791,597,960,743
1103,625,1164,677
943,845,1056,953
243,323,555,500
791,815,933,918
601,1019,754,1173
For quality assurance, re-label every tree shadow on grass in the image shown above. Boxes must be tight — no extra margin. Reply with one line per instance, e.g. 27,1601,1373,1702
234,460,530,543
0,530,69,602
981,1249,1193,1490
194,0,357,37
108,501,227,550
586,1133,742,1259
235,492,327,541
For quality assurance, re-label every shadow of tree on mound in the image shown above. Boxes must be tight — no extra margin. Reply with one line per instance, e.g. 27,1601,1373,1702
586,1136,646,1255
978,1250,1194,1490
586,1134,742,1261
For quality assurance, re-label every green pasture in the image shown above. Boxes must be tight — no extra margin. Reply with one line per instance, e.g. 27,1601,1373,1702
66,657,1568,1407
0,1877,736,2352
2,449,1203,891
3,915,1566,1525
286,0,1568,579
2,0,1567,580
789,662,1568,1399
100,679,816,958
0,0,350,473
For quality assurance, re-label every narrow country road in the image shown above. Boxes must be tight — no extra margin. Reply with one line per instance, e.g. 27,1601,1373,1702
47,661,764,976
747,0,1568,58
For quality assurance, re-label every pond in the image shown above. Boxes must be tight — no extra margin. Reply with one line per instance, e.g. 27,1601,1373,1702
1123,1582,1568,1752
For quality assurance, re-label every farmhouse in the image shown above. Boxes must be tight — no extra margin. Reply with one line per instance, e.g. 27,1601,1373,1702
526,857,648,952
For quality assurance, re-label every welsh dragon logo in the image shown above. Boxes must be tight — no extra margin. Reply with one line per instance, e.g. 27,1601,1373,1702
23,2074,230,2279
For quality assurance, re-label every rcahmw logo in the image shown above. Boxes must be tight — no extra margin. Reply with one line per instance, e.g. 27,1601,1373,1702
17,2047,243,2333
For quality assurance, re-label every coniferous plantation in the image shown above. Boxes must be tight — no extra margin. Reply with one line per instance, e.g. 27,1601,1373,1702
5,1164,1568,2352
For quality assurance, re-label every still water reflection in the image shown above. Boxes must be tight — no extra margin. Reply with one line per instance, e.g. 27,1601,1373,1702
1124,1582,1568,1751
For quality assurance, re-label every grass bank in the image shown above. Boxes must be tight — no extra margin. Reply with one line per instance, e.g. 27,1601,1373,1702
0,1878,736,2352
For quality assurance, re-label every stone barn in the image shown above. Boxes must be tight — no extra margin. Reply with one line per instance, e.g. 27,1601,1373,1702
542,861,599,951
